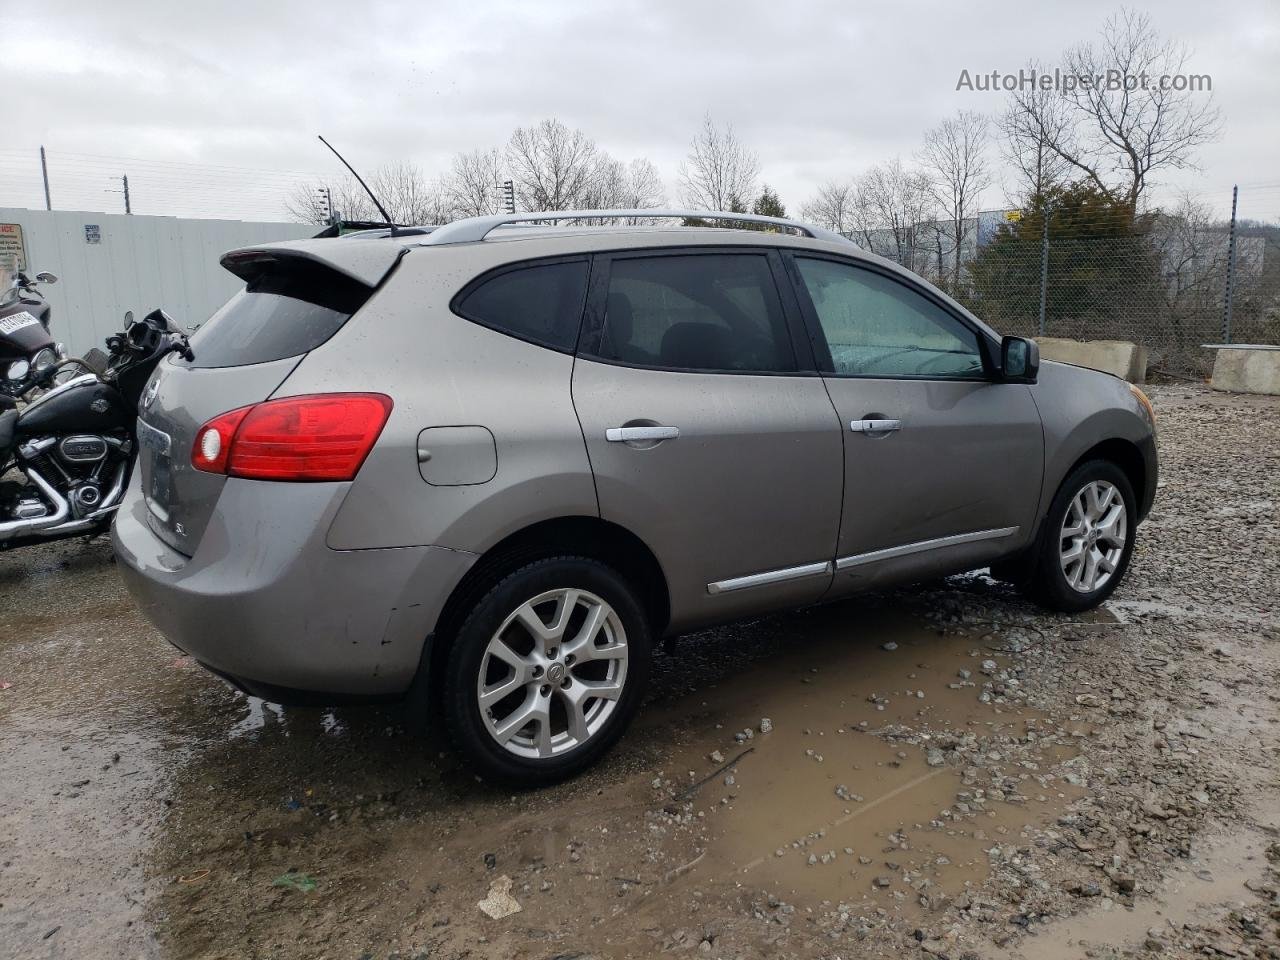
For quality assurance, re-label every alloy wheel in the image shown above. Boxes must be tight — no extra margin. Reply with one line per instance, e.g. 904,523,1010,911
476,588,629,759
1059,479,1127,593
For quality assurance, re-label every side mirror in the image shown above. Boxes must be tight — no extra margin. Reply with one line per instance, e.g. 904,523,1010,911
34,271,58,284
1001,336,1040,384
123,310,134,324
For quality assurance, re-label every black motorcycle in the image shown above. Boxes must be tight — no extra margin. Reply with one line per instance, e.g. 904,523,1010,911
0,265,65,400
0,308,192,550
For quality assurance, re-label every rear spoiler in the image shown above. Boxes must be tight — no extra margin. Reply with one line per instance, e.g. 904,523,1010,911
221,237,407,288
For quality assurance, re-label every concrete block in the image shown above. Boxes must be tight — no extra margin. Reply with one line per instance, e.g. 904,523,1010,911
1036,337,1148,383
1206,345,1280,396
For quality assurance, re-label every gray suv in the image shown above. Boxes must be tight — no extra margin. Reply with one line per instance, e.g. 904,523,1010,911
113,210,1158,785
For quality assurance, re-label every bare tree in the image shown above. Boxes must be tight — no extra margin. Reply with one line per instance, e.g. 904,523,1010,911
285,183,333,225
1001,68,1072,203
855,158,936,269
1007,9,1221,212
581,156,667,220
443,148,505,219
800,181,858,235
369,162,450,224
285,164,449,225
506,118,602,211
622,158,666,211
677,113,760,212
1152,193,1229,324
918,110,992,287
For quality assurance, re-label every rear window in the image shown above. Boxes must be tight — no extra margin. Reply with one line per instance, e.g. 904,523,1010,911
453,259,589,352
183,260,371,369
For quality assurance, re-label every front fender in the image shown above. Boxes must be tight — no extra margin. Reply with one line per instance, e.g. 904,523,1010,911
1030,361,1157,522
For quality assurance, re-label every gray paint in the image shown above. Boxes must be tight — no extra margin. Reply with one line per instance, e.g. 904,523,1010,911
573,358,844,630
112,473,476,694
820,377,1044,597
417,426,498,486
112,220,1157,700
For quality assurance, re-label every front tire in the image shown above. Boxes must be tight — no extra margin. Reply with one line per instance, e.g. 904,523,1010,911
1027,460,1137,613
443,556,651,786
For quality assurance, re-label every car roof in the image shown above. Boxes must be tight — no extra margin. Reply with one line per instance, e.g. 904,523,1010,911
221,212,1001,341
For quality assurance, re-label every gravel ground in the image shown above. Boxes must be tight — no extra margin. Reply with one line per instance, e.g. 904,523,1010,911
0,383,1277,960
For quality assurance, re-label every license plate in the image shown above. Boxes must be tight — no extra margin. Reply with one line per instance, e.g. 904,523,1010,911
136,419,173,506
0,311,40,335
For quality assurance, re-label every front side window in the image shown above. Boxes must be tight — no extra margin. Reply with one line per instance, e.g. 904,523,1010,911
598,254,796,373
455,260,589,352
795,257,984,379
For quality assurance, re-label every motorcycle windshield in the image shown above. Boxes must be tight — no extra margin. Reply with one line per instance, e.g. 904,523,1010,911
0,264,16,308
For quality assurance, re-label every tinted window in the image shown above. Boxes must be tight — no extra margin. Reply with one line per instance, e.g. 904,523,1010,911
599,254,796,373
185,261,369,369
796,258,983,379
456,260,589,352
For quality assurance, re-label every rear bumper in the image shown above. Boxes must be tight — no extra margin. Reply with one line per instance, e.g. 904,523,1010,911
111,472,476,698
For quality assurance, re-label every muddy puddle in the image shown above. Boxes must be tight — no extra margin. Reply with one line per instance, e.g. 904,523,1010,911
650,602,1085,923
995,819,1278,960
4,537,1261,960
0,541,1091,959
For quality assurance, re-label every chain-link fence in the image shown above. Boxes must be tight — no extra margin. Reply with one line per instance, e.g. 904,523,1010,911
861,207,1280,378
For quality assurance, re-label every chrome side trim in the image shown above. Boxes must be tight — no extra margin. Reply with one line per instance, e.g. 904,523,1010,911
707,560,832,596
835,526,1019,571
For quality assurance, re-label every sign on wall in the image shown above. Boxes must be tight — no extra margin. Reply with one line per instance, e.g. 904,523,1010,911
0,222,27,270
84,224,101,244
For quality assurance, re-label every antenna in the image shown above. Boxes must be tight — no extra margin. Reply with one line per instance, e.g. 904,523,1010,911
316,135,397,237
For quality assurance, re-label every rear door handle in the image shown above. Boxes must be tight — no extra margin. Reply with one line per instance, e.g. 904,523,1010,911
850,418,902,434
606,425,680,442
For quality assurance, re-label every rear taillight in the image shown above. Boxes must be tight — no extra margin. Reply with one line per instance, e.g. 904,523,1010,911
192,393,393,481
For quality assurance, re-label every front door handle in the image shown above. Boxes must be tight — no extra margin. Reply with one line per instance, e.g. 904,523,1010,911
850,418,902,434
606,425,680,442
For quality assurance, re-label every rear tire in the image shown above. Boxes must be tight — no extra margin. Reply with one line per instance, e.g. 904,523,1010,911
1026,460,1136,613
443,556,651,786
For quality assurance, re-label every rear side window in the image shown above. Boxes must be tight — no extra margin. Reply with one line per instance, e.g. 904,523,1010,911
597,254,796,373
185,260,370,369
454,260,589,352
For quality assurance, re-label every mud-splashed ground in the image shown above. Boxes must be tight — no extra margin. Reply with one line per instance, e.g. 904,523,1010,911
1,384,1277,960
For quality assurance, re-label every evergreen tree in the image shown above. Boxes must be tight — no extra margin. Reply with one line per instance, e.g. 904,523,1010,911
752,185,786,219
962,182,1164,338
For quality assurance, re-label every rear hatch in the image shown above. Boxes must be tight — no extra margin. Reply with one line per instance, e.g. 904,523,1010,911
136,242,402,556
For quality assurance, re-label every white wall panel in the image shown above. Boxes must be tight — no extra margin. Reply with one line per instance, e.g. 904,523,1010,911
0,208,313,356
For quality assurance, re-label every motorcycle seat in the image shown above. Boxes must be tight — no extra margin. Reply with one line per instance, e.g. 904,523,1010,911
0,408,16,457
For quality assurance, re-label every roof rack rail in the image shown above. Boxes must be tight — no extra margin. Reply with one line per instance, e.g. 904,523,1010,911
417,209,852,247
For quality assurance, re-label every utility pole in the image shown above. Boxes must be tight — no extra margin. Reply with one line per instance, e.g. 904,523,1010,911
39,146,52,210
1221,185,1238,344
502,180,515,214
1037,201,1050,336
122,174,132,214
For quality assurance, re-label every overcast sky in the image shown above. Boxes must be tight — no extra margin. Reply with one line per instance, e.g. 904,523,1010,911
3,0,1277,222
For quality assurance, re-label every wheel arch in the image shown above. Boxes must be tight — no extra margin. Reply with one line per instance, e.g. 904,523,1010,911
410,516,670,717
1062,437,1148,517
